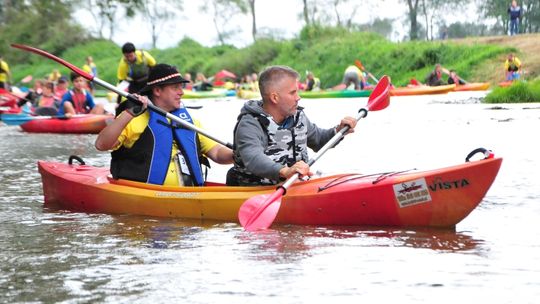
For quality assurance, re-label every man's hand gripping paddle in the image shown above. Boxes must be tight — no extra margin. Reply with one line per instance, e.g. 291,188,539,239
238,75,391,231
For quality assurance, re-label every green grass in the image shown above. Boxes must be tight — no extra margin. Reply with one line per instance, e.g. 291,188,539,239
485,79,540,103
9,27,511,92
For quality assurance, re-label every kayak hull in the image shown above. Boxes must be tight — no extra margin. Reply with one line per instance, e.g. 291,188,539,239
237,89,261,100
20,114,113,134
390,84,456,96
453,82,490,91
182,89,235,99
39,157,502,228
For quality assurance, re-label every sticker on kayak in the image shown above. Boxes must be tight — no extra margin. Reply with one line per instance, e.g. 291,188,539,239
393,178,432,208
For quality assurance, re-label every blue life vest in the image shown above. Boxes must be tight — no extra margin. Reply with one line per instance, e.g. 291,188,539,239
111,108,205,186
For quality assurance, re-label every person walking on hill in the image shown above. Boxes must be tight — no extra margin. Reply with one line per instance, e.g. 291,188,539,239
508,0,522,36
0,54,12,90
95,64,233,186
504,53,522,81
226,65,357,186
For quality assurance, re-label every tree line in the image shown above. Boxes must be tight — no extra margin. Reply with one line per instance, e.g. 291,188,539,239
1,0,539,65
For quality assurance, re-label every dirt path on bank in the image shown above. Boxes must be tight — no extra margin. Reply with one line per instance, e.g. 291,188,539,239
451,33,540,83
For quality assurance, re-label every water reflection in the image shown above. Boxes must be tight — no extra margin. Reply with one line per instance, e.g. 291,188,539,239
238,225,487,262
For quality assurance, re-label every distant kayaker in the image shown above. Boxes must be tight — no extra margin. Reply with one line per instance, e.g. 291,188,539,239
95,64,233,186
304,71,321,91
226,65,357,186
425,64,445,86
505,53,522,81
447,70,466,85
0,54,12,90
33,81,61,116
48,69,62,84
82,56,98,95
342,65,366,90
54,76,69,100
192,72,213,91
57,72,105,117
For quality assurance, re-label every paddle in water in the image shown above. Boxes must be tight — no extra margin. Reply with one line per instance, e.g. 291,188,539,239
238,75,391,231
10,43,231,149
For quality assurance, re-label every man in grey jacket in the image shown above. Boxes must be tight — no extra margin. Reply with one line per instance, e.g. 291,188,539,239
226,65,357,186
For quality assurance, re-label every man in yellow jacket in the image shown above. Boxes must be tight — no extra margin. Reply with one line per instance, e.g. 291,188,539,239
0,54,11,90
117,42,156,94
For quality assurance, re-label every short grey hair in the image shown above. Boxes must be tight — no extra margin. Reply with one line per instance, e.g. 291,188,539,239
258,65,299,97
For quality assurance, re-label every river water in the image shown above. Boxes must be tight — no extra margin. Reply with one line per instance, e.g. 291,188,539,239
1,92,539,303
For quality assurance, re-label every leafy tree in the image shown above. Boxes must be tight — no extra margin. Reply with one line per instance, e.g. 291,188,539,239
403,0,421,40
247,0,257,41
0,0,89,63
83,0,140,40
137,0,183,48
302,0,311,26
355,18,395,40
300,0,361,30
419,0,468,41
201,0,248,45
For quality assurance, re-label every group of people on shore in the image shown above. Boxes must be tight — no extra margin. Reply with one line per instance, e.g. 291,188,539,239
421,52,522,87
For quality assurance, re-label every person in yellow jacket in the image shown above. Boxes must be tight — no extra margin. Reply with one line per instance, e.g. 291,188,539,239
342,65,366,90
0,54,11,90
117,42,156,94
48,69,62,84
504,53,522,81
82,56,98,95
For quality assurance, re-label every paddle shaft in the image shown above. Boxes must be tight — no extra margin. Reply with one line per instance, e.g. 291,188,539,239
11,43,232,149
355,60,379,84
280,107,368,190
441,67,468,84
92,78,231,148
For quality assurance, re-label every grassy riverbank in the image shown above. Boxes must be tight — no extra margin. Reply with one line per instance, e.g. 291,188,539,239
10,28,539,91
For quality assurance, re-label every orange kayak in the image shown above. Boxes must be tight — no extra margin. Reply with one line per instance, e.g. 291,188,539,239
390,84,456,96
39,155,502,228
453,82,490,91
499,81,514,87
20,114,113,134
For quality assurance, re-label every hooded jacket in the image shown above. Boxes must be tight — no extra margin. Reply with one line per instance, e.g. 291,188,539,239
228,99,336,186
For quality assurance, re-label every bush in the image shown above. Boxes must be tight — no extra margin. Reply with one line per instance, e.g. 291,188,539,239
485,80,540,103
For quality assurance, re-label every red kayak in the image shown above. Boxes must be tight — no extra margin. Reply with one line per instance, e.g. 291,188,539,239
20,114,113,134
39,152,502,228
0,89,22,115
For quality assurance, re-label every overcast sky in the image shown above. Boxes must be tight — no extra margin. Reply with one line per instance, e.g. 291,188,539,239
79,0,412,49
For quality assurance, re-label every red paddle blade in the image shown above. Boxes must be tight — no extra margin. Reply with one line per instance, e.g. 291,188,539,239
11,44,94,82
238,188,285,231
354,59,365,70
21,75,33,83
367,75,390,111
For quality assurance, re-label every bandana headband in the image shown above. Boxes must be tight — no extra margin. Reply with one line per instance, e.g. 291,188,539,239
147,73,182,85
